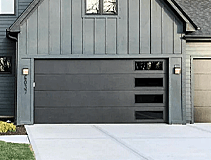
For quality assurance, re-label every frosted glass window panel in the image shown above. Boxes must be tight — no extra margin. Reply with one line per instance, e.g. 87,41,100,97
103,0,116,14
0,0,15,14
86,0,99,14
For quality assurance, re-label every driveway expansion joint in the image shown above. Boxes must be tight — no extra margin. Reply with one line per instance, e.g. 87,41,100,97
93,125,151,160
187,125,211,134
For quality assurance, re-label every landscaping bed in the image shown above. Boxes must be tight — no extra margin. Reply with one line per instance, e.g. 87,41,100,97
0,118,27,135
0,125,27,135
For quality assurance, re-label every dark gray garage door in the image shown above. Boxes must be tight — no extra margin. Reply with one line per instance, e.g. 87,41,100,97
34,59,167,123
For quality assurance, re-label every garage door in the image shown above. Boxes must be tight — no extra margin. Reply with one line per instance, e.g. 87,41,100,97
194,59,211,122
34,59,167,123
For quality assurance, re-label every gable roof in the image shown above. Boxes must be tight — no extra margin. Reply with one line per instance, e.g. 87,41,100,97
8,0,42,32
174,0,211,36
7,0,197,33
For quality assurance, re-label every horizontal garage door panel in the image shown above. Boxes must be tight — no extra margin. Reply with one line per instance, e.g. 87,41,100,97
35,74,166,91
194,107,211,122
35,107,165,123
194,91,211,107
194,60,211,73
194,75,211,90
35,60,134,74
35,91,166,107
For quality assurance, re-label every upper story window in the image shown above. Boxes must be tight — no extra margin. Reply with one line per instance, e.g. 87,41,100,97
0,0,15,14
86,0,117,15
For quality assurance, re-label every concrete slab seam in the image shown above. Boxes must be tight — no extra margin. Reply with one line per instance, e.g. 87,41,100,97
25,126,42,160
187,125,211,134
93,125,151,160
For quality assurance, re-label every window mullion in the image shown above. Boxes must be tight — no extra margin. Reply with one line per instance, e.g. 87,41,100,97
100,0,103,15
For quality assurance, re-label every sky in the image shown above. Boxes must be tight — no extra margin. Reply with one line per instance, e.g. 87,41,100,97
0,0,14,14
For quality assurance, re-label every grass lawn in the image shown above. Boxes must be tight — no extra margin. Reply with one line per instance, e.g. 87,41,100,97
0,140,35,160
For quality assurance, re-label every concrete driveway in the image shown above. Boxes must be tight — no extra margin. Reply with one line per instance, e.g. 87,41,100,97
26,124,211,160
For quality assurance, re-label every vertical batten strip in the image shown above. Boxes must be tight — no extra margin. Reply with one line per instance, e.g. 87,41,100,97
139,0,141,54
26,20,28,55
150,0,152,54
37,7,38,55
71,0,72,54
105,17,107,54
60,0,62,55
127,0,129,54
82,17,84,55
48,0,50,55
94,18,96,55
173,17,175,54
116,17,118,54
161,4,163,54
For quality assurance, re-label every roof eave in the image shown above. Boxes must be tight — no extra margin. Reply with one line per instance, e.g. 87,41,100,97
8,0,42,32
184,35,211,42
8,0,198,33
165,0,198,32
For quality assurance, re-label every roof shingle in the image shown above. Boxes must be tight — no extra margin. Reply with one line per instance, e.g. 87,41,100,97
174,0,211,35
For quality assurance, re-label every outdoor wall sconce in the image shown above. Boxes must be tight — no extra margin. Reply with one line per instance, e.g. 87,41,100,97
22,68,29,75
22,68,29,94
174,65,181,75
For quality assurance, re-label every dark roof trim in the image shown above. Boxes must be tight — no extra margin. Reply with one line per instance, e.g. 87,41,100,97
165,0,198,32
184,35,211,42
8,0,43,32
8,0,197,33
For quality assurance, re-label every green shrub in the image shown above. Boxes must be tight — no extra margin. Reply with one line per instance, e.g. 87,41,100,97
0,121,16,133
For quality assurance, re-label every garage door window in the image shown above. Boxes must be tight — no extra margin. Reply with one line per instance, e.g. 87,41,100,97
135,61,163,70
135,78,163,87
135,111,163,120
135,94,163,103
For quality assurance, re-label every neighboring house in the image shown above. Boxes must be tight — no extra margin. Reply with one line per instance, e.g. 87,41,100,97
174,0,211,123
0,0,33,120
0,0,210,125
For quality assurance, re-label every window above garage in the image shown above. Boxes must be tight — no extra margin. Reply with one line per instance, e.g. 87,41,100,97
0,0,15,15
86,0,117,15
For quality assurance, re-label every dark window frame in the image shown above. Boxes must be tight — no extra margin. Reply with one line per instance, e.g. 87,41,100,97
0,0,16,15
85,0,118,15
0,56,12,74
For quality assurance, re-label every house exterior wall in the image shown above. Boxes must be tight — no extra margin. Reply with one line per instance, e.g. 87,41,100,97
0,0,32,117
16,0,187,124
18,0,183,56
186,42,211,123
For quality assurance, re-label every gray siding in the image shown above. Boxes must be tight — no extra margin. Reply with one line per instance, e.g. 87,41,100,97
0,0,32,116
16,0,187,124
18,0,183,56
186,42,211,123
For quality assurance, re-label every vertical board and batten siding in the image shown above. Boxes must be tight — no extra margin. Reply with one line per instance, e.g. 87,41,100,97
186,42,211,122
18,0,183,56
0,0,32,116
17,0,187,124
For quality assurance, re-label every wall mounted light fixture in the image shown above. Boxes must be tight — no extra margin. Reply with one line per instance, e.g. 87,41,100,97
174,65,181,75
22,68,29,75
